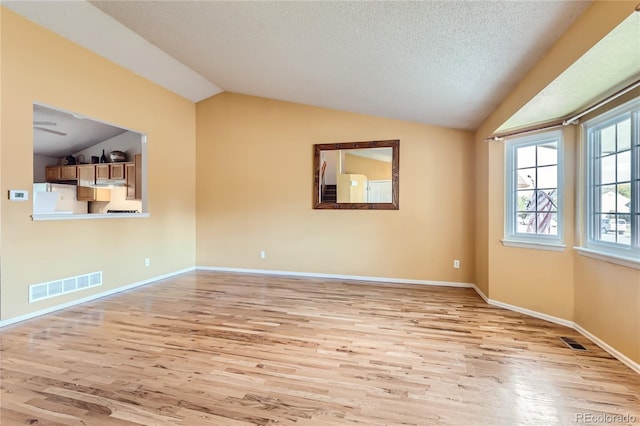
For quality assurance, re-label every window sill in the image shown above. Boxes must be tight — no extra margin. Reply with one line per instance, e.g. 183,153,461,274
32,213,150,221
574,247,640,270
501,239,566,252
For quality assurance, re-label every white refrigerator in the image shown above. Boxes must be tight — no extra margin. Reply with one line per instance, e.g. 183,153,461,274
33,183,88,214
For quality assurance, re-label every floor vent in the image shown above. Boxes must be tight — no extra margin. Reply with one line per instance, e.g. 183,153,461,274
560,336,587,351
29,272,102,303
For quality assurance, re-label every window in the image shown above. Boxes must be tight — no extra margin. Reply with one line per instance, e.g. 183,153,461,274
584,98,639,261
504,130,563,249
31,103,148,220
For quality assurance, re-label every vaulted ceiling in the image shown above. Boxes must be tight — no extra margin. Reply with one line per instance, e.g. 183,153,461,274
5,1,637,133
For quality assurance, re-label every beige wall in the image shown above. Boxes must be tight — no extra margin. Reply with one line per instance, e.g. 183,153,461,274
486,126,577,321
0,9,197,320
196,93,475,283
474,1,640,364
574,256,640,363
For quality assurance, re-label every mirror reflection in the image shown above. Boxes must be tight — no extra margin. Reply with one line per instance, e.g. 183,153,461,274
313,140,399,210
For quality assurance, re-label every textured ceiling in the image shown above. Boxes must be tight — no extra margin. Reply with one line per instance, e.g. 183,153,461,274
33,104,128,157
5,1,593,130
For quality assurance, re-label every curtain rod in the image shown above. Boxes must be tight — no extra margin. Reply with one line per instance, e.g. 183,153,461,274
561,79,640,125
484,121,564,142
485,78,640,142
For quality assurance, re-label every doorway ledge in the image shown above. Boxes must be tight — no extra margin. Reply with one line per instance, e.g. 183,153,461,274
32,213,150,221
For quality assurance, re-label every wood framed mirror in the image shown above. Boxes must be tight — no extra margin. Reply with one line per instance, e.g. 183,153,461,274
313,139,399,209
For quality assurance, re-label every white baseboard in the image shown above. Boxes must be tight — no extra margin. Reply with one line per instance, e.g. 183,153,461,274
196,266,476,288
0,267,195,328
472,284,490,303
470,286,639,375
574,324,640,375
484,297,575,328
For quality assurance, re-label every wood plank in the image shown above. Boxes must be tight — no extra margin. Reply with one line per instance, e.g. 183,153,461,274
1,271,638,425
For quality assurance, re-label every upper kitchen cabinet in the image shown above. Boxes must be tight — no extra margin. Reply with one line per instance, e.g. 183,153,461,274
126,154,142,200
96,164,109,180
110,163,125,180
45,165,77,182
96,163,125,182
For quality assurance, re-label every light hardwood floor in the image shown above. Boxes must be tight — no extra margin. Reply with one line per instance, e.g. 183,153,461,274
1,271,638,425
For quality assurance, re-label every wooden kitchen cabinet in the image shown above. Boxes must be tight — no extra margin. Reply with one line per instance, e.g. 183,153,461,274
96,164,110,180
125,163,136,200
110,163,125,180
125,154,141,200
45,165,77,182
45,166,61,181
61,166,77,180
77,165,110,202
135,154,141,199
96,163,125,180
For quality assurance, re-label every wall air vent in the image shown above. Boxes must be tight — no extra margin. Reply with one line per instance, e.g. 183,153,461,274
560,336,587,351
29,272,102,303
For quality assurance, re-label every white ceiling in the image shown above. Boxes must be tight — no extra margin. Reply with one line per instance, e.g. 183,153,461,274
3,0,597,132
33,104,128,157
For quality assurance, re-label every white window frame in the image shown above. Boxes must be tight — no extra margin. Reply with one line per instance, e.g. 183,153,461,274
581,97,640,266
503,130,564,251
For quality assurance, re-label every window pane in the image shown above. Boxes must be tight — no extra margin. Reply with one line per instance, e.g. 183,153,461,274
617,185,631,213
616,185,631,213
600,124,616,155
600,155,616,184
599,185,618,214
517,190,534,214
516,170,533,189
548,190,558,213
517,168,536,188
617,150,631,182
618,119,631,151
516,145,536,169
537,142,557,166
549,212,558,236
537,165,557,189
600,216,630,246
520,190,556,235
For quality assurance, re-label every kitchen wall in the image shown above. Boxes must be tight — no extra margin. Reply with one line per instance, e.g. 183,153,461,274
196,92,476,284
474,1,640,365
0,8,196,321
33,154,59,182
73,130,141,164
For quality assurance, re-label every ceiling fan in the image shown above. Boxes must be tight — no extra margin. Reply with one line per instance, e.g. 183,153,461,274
33,121,67,136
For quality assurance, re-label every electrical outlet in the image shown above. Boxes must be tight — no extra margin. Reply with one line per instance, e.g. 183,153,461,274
144,257,150,267
453,259,460,269
260,251,266,259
